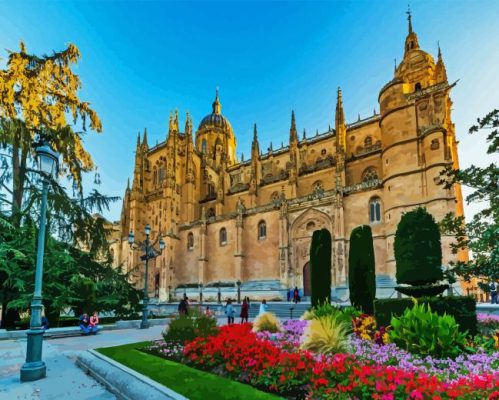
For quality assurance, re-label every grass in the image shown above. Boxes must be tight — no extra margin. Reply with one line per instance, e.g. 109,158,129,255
96,341,282,400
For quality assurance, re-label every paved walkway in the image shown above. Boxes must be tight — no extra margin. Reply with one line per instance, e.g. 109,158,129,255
0,325,165,400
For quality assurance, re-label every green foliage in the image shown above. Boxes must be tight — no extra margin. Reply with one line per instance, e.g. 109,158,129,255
439,110,499,282
0,213,141,328
348,225,376,313
163,313,218,344
300,314,349,355
310,228,332,308
252,312,281,333
302,302,360,334
395,207,443,286
374,296,477,335
389,302,468,358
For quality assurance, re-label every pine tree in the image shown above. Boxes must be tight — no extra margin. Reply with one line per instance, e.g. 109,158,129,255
348,225,376,314
310,228,332,307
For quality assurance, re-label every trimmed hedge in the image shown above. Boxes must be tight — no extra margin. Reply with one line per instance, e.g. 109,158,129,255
374,296,477,335
348,225,376,314
310,229,332,308
394,207,443,286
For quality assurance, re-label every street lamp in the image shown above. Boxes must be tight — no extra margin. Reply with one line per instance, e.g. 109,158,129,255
128,225,164,329
20,141,59,382
236,280,242,304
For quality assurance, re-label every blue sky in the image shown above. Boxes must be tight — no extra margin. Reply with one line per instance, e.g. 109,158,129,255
1,1,497,222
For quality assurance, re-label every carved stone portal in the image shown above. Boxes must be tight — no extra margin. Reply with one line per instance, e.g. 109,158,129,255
289,208,334,290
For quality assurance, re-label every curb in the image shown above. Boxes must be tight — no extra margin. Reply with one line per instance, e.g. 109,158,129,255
76,349,187,400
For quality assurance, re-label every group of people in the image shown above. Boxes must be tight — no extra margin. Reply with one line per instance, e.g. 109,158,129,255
224,297,251,324
287,286,301,303
79,312,100,335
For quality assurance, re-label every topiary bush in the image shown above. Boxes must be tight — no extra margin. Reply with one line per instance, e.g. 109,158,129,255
389,302,468,358
310,229,332,308
300,314,349,355
348,225,376,314
395,207,443,287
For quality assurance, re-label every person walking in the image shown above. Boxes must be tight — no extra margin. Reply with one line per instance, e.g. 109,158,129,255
293,286,300,304
240,298,249,323
258,299,269,316
225,299,235,325
490,282,498,304
178,295,189,316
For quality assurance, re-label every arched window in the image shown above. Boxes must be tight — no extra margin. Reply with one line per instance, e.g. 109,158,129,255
362,167,378,182
258,221,266,240
364,136,373,147
219,227,227,246
202,139,207,154
187,232,194,250
369,197,382,224
415,82,422,91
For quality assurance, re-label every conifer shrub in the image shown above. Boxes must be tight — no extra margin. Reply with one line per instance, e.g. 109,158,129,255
395,207,443,286
348,225,376,314
310,229,332,308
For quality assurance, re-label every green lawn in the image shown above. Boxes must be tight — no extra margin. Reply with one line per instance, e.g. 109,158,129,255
96,341,282,400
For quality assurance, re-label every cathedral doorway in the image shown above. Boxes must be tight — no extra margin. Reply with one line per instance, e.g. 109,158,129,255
303,262,311,296
289,208,334,290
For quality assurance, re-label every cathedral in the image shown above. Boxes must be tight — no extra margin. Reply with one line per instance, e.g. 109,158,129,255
110,15,466,301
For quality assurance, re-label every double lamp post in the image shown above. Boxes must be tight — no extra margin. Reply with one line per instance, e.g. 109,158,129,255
128,224,164,329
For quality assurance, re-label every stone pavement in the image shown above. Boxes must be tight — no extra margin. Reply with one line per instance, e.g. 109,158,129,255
0,325,165,400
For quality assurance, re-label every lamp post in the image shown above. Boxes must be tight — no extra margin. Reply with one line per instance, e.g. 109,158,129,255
236,280,241,304
128,224,165,329
20,142,59,382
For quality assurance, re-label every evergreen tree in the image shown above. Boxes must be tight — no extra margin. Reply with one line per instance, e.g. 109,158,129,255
348,225,376,314
310,228,332,307
439,109,498,284
395,207,443,286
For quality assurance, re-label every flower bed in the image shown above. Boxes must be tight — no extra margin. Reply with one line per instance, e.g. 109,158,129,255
146,322,499,399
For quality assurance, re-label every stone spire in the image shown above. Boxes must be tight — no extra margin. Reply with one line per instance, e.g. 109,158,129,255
251,123,260,159
212,88,221,115
184,111,192,141
435,42,448,83
142,128,148,149
289,110,298,144
404,8,420,55
335,87,347,152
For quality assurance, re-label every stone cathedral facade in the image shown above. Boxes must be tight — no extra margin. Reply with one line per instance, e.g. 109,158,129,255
110,16,466,301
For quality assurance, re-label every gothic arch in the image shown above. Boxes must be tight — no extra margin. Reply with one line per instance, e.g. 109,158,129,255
289,208,334,291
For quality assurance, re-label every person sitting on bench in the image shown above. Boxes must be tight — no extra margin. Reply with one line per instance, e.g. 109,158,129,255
79,313,91,335
89,311,100,334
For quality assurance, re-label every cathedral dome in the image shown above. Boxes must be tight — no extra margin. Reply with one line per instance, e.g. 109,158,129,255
198,91,233,135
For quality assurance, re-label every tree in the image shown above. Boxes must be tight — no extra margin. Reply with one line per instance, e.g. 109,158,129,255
0,43,137,328
348,225,376,314
439,109,499,285
0,42,102,225
0,212,141,328
394,207,444,295
310,229,332,307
